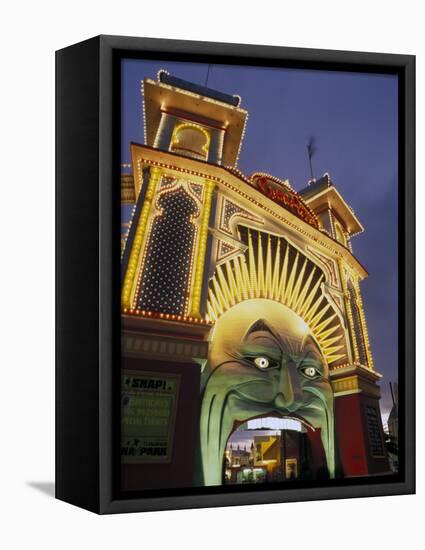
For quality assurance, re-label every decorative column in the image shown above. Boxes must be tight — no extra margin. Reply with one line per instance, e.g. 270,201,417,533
338,258,359,363
331,365,388,476
121,165,162,309
189,179,216,318
353,276,374,370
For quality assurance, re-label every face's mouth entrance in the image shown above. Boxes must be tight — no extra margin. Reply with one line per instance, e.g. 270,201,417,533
223,412,329,485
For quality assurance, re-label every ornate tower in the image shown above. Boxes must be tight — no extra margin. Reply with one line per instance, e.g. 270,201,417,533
121,70,248,318
299,175,388,475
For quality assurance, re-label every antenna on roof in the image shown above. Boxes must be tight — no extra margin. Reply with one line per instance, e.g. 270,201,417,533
307,136,317,183
205,64,212,87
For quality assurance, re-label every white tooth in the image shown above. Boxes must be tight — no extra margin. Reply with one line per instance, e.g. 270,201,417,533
246,417,302,431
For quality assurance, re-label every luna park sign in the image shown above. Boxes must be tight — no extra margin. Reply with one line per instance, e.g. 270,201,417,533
251,174,319,229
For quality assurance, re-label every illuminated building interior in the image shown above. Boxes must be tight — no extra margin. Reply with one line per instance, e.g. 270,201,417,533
224,417,328,484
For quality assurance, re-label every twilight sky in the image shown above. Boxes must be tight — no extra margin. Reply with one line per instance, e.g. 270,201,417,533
121,58,398,421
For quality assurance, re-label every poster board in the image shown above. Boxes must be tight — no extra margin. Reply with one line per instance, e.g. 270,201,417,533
121,370,180,464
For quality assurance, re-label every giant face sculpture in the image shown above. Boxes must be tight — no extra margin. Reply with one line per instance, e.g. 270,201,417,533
199,299,335,486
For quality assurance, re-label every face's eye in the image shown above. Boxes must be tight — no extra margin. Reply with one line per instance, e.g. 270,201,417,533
241,353,280,370
301,366,320,379
254,356,270,369
254,357,272,370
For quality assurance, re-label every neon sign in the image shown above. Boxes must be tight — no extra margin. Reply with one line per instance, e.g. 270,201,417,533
252,174,319,228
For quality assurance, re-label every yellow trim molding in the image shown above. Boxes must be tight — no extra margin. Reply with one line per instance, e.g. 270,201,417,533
121,166,162,308
189,179,216,317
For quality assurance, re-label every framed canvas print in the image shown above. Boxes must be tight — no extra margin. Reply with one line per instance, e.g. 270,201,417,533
56,35,415,514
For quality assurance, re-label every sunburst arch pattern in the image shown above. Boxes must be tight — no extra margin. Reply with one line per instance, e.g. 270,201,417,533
206,227,347,365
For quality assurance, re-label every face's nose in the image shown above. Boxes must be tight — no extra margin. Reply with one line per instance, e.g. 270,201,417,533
274,359,302,411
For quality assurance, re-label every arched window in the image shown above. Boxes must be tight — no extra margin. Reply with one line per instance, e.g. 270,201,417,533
138,186,199,315
170,123,210,161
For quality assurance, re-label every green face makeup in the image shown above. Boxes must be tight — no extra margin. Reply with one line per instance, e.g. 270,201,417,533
198,299,335,486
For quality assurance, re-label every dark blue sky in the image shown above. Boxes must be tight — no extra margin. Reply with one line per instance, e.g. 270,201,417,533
121,59,398,420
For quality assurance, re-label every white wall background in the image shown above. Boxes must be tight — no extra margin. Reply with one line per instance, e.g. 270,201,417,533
0,1,422,548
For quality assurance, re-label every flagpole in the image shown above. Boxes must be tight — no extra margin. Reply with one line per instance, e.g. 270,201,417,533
308,152,314,180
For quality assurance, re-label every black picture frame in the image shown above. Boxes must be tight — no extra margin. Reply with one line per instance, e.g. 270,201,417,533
56,35,415,514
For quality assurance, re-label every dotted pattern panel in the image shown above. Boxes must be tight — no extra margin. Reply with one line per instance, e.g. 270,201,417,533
137,187,198,315
220,197,263,235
